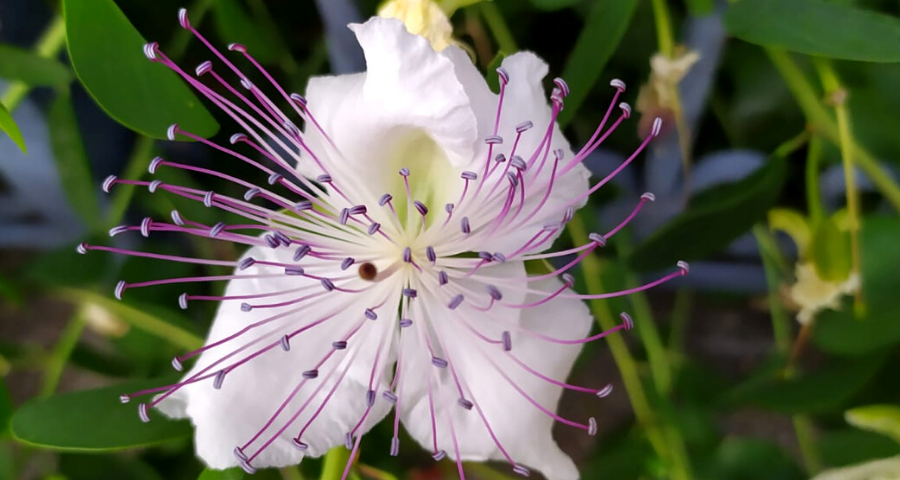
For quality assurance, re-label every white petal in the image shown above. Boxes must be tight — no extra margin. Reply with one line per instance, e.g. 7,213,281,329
157,245,397,469
399,266,592,480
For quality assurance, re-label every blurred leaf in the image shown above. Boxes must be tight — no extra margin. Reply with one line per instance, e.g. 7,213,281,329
70,343,138,377
0,445,12,480
0,100,26,153
0,44,73,86
582,429,652,480
558,0,638,126
485,51,506,94
63,0,218,139
25,240,112,288
629,156,787,272
723,352,886,414
48,89,102,232
818,429,900,468
214,0,283,64
702,438,804,480
11,379,190,451
60,454,165,480
846,405,900,445
685,0,714,16
0,273,23,309
528,0,580,11
0,379,11,434
724,0,900,63
198,468,281,480
768,208,811,256
809,216,851,281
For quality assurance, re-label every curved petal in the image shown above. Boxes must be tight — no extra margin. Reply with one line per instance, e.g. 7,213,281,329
398,266,593,480
157,244,398,469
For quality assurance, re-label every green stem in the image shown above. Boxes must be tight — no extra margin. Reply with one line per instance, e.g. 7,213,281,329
0,15,67,112
805,136,825,227
478,2,517,53
39,313,86,397
319,447,351,480
668,289,693,359
650,0,675,57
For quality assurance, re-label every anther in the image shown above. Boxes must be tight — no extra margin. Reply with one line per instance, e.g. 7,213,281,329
316,174,332,184
229,133,247,144
651,117,663,137
399,167,410,177
177,8,190,28
403,247,412,263
426,246,436,263
119,394,130,404
492,252,506,263
285,121,301,137
445,203,454,214
610,78,626,91
148,156,164,174
203,191,214,207
292,439,308,451
461,217,471,234
487,285,502,300
383,391,398,403
494,153,507,163
563,273,575,288
510,156,526,171
390,437,400,457
402,288,417,298
102,175,117,193
321,278,336,291
596,384,613,398
620,312,634,330
241,303,252,312
431,357,448,368
239,461,256,475
195,60,212,76
228,43,248,53
432,450,447,461
485,135,503,145
142,42,159,61
367,222,381,235
295,200,313,211
399,318,413,328
302,369,319,379
554,148,566,160
265,234,279,249
677,260,690,275
589,232,607,246
244,188,261,201
234,447,249,461
619,102,632,119
138,403,150,423
588,417,598,436
502,331,512,351
267,173,282,185
349,205,367,215
506,171,519,187
238,257,255,270
344,433,353,450
461,171,477,181
109,225,128,237
563,206,575,223
171,210,185,226
167,124,178,141
641,192,656,202
209,222,226,237
148,179,162,193
280,336,291,353
364,308,377,321
366,389,376,407
414,200,428,216
213,370,226,390
379,193,393,206
448,294,464,310
178,293,188,310
285,266,305,276
458,398,474,410
513,464,531,477
273,231,291,246
294,245,311,261
341,257,355,271
289,93,308,108
332,341,348,350
496,67,509,84
114,281,127,300
478,251,493,261
171,356,184,372
76,242,88,254
516,121,534,133
139,217,152,237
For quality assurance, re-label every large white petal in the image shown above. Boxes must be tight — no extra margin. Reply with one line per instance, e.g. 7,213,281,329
157,244,397,469
398,265,593,480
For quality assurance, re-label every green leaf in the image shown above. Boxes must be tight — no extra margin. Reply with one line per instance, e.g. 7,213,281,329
628,156,788,272
559,0,639,127
60,454,165,480
846,405,900,445
724,0,900,63
214,0,284,64
818,429,900,467
198,467,281,480
0,379,11,435
528,0,581,11
10,379,191,451
809,216,852,281
0,45,73,86
485,52,507,94
702,439,804,480
63,0,218,139
0,100,26,153
48,90,102,232
685,0,714,16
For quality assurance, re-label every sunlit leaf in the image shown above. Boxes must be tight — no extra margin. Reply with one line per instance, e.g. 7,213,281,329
846,405,900,445
0,100,26,153
0,45,72,86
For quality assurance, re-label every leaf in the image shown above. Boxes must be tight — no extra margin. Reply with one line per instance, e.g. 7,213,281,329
48,90,102,232
60,454,165,480
809,216,851,281
214,0,284,64
0,45,73,86
845,405,900,445
198,468,281,480
63,0,218,139
818,429,900,467
10,379,191,451
559,0,639,127
702,439,804,480
485,52,506,94
628,156,787,272
724,0,900,63
527,0,581,11
768,208,811,256
0,379,11,435
685,0,714,16
0,100,26,153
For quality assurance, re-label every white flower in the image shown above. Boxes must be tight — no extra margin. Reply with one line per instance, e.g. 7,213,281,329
810,456,900,480
790,262,859,325
83,11,687,480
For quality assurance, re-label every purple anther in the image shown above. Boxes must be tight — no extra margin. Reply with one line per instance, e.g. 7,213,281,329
596,384,613,398
350,206,369,217
167,123,178,141
295,200,313,211
172,356,183,372
403,247,412,263
366,389,376,407
478,251,493,261
241,303,252,312
280,335,291,352
119,394,130,404
316,174,332,184
302,369,319,379
239,461,256,475
243,188,261,201
332,340,348,350
399,167,410,177
364,308,377,321
209,222,226,238
142,42,159,61
562,273,575,288
677,260,690,275
588,417,598,436
114,281,126,300
341,257,355,271
516,121,534,133
496,67,509,84
426,246,436,263
138,403,150,423
229,133,247,144
641,192,656,202
461,217,471,234
227,42,247,52
502,331,512,351
510,156,526,171
506,171,519,187
139,217,152,237
109,226,128,237
148,156,164,174
487,285,502,300
610,78,626,91
445,203,454,214
273,231,290,246
239,257,255,270
383,391,398,403
294,245,311,261
448,294,464,310
431,357,448,368
213,370,226,390
171,210,185,226
390,437,400,457
619,102,632,119
400,318,413,328
203,191,214,207
432,450,447,461
321,278,336,291
290,93,308,108
178,293,188,310
283,121,300,139
368,222,381,235
484,135,503,145
554,77,570,97
554,148,566,160
379,193,393,206
458,398,473,410
461,171,477,180
344,433,353,450
76,242,89,254
148,179,163,193
438,271,449,286
513,464,531,477
177,8,190,28
563,206,575,223
494,153,507,163
492,252,506,263
651,117,663,137
265,234,279,249
402,288,417,298
589,233,607,246
543,222,561,232
285,266,305,276
234,446,249,461
195,60,212,76
620,312,634,330
551,89,565,106
292,439,308,451
268,173,283,185
414,200,428,216
102,175,117,193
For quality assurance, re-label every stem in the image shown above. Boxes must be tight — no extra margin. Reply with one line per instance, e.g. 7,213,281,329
805,136,825,226
319,447,351,480
0,15,67,112
478,2,517,53
39,313,86,397
668,289,693,359
650,0,675,57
